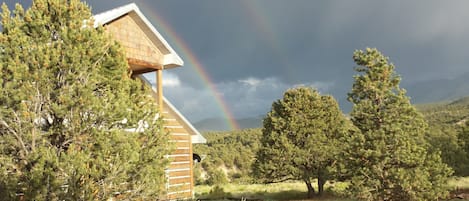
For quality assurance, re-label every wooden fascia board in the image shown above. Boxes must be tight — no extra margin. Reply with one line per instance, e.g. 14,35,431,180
131,68,157,75
128,58,161,70
93,3,184,67
137,75,206,144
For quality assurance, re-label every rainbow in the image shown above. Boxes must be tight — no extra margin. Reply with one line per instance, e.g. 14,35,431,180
139,3,240,130
240,0,294,73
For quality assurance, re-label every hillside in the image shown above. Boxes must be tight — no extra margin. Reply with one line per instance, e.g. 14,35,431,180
406,72,469,104
193,129,262,185
417,96,469,176
194,116,263,132
193,96,469,132
194,96,469,185
417,96,469,125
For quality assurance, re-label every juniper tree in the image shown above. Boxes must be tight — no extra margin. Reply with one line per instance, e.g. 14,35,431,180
458,121,469,175
346,48,452,201
0,0,170,200
253,87,348,197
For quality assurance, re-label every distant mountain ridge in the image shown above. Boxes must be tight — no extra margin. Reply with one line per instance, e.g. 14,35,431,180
405,72,469,104
195,95,469,132
194,72,469,131
194,116,263,132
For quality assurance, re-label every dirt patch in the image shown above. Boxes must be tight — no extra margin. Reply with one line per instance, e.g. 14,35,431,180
450,189,469,200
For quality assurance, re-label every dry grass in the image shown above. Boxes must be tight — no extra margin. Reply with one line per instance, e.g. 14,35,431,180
195,177,469,201
195,181,351,201
448,177,469,201
449,177,469,190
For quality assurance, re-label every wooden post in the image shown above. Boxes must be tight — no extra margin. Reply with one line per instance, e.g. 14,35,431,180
156,68,163,112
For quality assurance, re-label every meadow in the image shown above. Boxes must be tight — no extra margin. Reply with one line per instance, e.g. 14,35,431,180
194,97,469,201
195,177,469,201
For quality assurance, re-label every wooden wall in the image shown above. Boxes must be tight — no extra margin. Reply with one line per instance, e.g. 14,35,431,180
104,13,164,72
162,101,194,200
105,14,196,199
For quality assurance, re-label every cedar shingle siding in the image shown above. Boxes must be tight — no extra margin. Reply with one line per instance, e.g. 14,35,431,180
105,14,164,71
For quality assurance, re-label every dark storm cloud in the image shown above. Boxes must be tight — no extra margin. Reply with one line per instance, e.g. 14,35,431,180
4,0,469,121
141,0,469,120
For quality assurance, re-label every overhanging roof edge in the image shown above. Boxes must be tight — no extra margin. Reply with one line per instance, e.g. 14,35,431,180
93,3,184,67
138,75,206,144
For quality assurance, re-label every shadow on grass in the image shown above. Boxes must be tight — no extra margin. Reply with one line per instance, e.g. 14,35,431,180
448,188,469,201
249,189,308,200
197,186,349,201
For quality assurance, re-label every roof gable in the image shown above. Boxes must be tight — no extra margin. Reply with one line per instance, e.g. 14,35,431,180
93,3,183,69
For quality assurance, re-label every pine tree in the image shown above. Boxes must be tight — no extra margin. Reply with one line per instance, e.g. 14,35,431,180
346,48,452,201
0,0,170,200
253,87,348,197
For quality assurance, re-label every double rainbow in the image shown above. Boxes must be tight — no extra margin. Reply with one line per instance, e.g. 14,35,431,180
140,3,240,131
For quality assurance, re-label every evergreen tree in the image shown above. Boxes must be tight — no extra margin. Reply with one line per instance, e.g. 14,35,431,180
253,87,347,197
193,128,262,184
457,121,469,175
425,123,469,177
0,0,170,200
346,48,452,201
418,96,469,176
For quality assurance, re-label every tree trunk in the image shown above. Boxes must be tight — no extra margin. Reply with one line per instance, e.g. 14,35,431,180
317,176,326,196
304,179,315,198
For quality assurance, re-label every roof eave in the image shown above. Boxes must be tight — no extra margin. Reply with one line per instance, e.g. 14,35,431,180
138,75,206,144
162,96,206,144
192,134,207,144
93,3,184,69
163,54,184,68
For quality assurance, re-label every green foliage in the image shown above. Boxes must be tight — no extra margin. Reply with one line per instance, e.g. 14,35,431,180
425,123,469,176
0,0,170,200
195,182,355,201
459,121,469,173
194,128,262,184
198,185,232,200
253,87,348,197
346,48,452,201
418,98,469,176
206,169,228,186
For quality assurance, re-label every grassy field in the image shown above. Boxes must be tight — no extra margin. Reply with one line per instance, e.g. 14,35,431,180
195,177,469,201
195,181,350,201
449,177,469,190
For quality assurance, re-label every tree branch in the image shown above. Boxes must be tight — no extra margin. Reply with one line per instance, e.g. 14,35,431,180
0,119,29,156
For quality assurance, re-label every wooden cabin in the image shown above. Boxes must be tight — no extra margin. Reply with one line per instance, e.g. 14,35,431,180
93,3,206,200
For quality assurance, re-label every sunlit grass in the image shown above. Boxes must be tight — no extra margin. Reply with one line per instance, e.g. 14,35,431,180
449,177,469,190
195,181,352,200
195,177,469,200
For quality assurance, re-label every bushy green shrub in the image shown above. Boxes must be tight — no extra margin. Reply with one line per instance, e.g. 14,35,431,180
0,1,170,199
206,169,228,186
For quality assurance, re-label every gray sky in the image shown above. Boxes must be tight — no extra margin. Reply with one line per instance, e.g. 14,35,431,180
5,0,469,125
